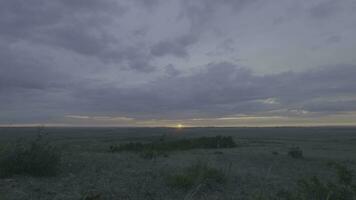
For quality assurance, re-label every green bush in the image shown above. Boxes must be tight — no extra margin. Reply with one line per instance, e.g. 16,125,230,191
0,134,61,177
139,149,168,160
288,147,303,159
167,161,226,190
110,142,145,152
255,163,356,200
295,176,355,200
110,136,237,153
328,162,354,186
275,163,356,200
81,191,103,200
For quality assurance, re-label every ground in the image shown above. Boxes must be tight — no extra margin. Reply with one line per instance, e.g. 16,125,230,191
0,127,356,200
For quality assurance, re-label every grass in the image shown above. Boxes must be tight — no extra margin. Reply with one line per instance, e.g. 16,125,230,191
139,148,169,159
166,161,227,190
269,163,356,200
0,134,61,177
81,190,103,200
0,127,356,200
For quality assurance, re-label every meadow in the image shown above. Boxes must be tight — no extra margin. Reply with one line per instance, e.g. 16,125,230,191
0,127,356,200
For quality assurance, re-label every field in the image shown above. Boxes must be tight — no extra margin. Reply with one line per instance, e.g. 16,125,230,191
0,127,356,200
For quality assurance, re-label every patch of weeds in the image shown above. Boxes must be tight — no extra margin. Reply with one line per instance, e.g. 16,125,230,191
0,133,61,177
277,163,355,200
288,147,303,159
110,136,237,153
213,151,224,155
110,142,145,152
139,149,168,160
328,161,353,186
275,189,294,200
81,191,103,200
166,161,226,190
296,176,335,200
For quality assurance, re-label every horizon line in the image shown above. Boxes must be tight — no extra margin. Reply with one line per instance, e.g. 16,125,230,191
1,125,356,128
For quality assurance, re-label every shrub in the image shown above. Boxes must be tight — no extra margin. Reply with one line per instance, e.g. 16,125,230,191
139,149,168,160
110,136,237,153
296,176,333,200
110,142,145,152
81,191,103,200
288,147,303,159
278,163,356,200
214,151,224,155
167,161,226,190
255,163,356,200
0,134,61,177
328,162,354,185
296,176,355,200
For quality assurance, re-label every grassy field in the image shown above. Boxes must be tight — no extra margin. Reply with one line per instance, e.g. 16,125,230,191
0,127,356,200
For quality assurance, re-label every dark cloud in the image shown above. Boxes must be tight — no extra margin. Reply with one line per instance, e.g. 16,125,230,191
151,35,197,58
0,0,156,72
149,0,260,58
179,0,260,26
309,0,340,19
165,64,181,77
304,99,356,113
0,0,119,39
133,0,160,9
63,63,356,120
0,45,66,92
1,49,356,122
325,35,341,44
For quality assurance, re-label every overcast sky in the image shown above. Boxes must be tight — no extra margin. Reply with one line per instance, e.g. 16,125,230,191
1,0,356,127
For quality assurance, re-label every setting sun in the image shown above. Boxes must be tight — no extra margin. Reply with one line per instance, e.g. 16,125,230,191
176,124,184,129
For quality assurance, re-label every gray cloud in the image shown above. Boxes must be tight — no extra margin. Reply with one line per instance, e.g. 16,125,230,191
64,63,356,120
0,0,119,42
1,54,356,123
179,0,260,27
1,0,356,125
151,35,197,58
309,0,340,20
0,45,66,92
133,0,160,9
0,0,156,72
148,0,259,59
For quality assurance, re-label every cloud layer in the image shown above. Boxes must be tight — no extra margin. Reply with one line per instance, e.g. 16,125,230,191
1,0,356,126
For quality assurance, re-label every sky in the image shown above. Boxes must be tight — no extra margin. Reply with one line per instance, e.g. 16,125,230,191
1,0,356,127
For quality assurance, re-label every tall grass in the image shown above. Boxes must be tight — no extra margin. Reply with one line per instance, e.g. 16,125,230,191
271,163,356,200
166,161,227,190
0,133,61,177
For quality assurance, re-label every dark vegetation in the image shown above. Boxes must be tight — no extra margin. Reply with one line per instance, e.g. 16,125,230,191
275,163,356,200
139,148,169,159
0,133,61,177
81,191,103,200
288,146,304,159
109,135,237,153
166,161,227,190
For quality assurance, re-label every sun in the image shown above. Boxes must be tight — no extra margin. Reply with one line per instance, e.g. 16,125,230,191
176,123,184,129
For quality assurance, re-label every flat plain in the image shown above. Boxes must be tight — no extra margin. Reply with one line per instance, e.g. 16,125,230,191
0,127,355,200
